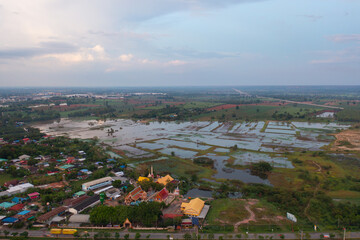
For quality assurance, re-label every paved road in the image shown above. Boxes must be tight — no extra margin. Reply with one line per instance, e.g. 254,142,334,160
1,227,360,239
232,88,344,110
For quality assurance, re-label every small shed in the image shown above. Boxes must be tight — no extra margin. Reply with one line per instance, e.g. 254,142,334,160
28,192,40,200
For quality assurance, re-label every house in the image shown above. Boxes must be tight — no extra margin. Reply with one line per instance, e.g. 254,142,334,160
73,191,86,198
14,210,36,221
181,198,205,217
124,186,147,205
1,217,19,224
154,188,169,202
11,197,26,204
28,192,40,200
66,157,75,164
0,202,16,210
69,195,100,214
4,180,19,188
157,174,174,186
37,206,67,223
59,164,75,170
8,203,25,212
114,171,124,177
19,155,30,161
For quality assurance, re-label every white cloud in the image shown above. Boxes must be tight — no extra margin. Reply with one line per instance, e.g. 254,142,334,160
119,54,134,62
166,60,187,66
38,45,107,63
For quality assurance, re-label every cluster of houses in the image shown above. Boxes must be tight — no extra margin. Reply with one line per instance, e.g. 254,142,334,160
0,145,209,229
0,186,40,225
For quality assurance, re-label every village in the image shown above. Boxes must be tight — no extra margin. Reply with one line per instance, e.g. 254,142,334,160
0,135,212,236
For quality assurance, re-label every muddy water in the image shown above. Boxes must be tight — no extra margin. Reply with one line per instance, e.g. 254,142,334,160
33,118,349,184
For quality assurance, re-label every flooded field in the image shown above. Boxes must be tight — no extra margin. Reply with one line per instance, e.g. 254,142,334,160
34,119,349,184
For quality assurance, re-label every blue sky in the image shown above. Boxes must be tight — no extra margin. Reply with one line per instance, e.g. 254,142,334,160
0,0,359,86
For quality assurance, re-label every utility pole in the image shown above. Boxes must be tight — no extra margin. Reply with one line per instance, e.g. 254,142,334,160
343,228,346,240
300,230,303,240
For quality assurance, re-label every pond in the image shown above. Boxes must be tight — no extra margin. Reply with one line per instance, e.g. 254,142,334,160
200,154,272,185
232,151,293,168
159,148,198,159
185,189,213,198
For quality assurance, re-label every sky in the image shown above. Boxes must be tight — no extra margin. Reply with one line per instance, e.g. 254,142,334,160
0,0,359,87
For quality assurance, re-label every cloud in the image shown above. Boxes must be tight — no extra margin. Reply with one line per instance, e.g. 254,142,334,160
166,60,187,66
119,54,134,62
328,34,360,43
38,45,107,63
0,41,78,59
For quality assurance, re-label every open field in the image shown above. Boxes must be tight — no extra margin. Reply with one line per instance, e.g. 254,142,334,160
0,173,18,185
332,129,360,151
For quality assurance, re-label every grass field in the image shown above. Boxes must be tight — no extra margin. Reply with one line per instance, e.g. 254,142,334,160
206,199,249,225
0,173,18,185
137,156,213,179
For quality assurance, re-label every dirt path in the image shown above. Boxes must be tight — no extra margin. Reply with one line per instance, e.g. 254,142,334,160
234,199,258,232
304,161,323,221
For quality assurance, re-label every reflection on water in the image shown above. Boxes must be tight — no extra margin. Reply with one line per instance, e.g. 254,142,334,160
201,155,272,185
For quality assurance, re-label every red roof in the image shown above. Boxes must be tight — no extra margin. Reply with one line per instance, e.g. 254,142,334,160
163,213,183,219
4,180,19,188
157,188,169,201
9,203,25,211
23,138,30,141
28,192,40,197
127,186,146,201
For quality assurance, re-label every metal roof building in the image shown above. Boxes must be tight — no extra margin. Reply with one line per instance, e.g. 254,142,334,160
69,195,100,214
81,177,113,191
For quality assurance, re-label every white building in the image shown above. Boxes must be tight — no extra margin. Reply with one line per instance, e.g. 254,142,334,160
81,177,113,191
7,183,34,195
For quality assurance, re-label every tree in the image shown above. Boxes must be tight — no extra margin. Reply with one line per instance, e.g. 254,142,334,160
11,232,18,237
112,180,123,188
115,232,120,239
191,174,198,182
208,233,215,240
135,233,141,240
124,233,130,240
3,230,9,237
184,233,192,240
20,231,29,238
